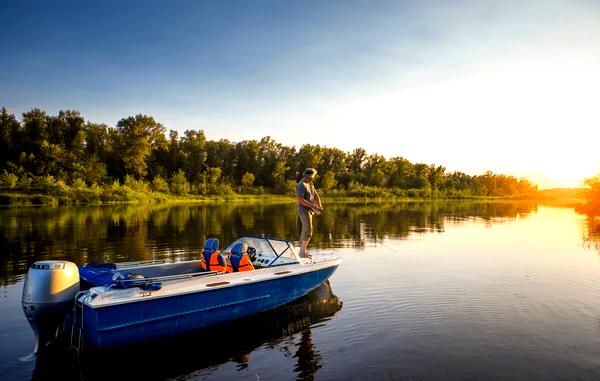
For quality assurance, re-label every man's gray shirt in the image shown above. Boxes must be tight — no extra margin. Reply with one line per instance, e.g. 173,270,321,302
297,180,316,215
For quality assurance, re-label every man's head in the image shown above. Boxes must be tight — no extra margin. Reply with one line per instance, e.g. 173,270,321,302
303,168,317,182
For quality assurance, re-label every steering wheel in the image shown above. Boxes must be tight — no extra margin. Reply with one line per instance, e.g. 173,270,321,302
247,247,257,261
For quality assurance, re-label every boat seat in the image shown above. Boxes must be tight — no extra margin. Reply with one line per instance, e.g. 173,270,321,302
203,238,220,256
230,242,255,272
202,238,220,261
201,238,221,272
231,242,248,256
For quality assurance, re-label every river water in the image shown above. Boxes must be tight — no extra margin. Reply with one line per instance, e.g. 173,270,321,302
1,201,599,380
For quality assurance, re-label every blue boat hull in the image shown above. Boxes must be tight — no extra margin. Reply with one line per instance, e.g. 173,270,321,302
83,265,338,348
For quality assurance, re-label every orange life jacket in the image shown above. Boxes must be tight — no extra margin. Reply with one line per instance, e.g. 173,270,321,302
200,249,210,270
228,253,255,272
201,251,226,272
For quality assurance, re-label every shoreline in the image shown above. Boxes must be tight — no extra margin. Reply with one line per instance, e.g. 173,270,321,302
0,190,583,208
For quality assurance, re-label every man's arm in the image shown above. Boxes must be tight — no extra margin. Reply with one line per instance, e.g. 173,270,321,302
314,190,322,210
297,196,318,212
312,184,323,211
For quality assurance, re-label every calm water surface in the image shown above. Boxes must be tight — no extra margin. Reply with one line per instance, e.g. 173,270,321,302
1,201,600,380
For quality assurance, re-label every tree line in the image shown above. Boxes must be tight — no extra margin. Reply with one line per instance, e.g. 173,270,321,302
0,107,537,199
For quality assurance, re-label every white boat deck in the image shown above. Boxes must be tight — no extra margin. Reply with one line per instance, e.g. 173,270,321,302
84,255,340,308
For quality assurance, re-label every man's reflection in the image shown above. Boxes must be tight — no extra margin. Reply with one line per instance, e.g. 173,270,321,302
294,328,321,381
229,280,341,380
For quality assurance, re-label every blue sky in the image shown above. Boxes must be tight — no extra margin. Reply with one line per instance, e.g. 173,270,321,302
1,0,599,187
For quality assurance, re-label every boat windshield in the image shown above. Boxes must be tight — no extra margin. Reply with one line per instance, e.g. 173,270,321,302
221,236,301,267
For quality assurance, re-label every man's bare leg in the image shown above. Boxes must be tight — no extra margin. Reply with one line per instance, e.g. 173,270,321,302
299,240,312,259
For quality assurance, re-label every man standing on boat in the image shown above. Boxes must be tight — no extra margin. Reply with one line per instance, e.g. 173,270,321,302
297,168,323,259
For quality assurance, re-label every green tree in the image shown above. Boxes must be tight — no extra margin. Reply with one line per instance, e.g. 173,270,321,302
82,156,108,184
234,140,260,184
22,108,47,152
346,148,367,186
84,123,110,158
116,114,166,179
147,129,182,180
0,107,21,171
320,171,337,191
45,110,86,181
103,128,126,181
0,170,18,188
181,130,207,183
21,108,50,175
272,160,290,193
296,144,324,179
388,157,414,189
205,139,235,182
151,175,169,192
428,164,446,192
409,163,430,189
170,170,190,195
241,172,255,186
364,154,388,187
206,167,222,184
47,110,85,153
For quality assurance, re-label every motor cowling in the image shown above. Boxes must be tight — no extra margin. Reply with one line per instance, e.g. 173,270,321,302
22,260,80,353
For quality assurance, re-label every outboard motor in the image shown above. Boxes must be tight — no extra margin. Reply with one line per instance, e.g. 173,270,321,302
22,260,80,354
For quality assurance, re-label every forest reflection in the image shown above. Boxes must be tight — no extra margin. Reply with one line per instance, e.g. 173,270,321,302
0,201,539,284
583,216,600,252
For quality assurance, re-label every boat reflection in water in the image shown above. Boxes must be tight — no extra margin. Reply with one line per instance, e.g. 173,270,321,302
32,280,342,381
225,280,341,380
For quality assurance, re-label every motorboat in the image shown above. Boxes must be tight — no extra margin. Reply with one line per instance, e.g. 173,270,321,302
29,281,342,380
21,236,340,352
